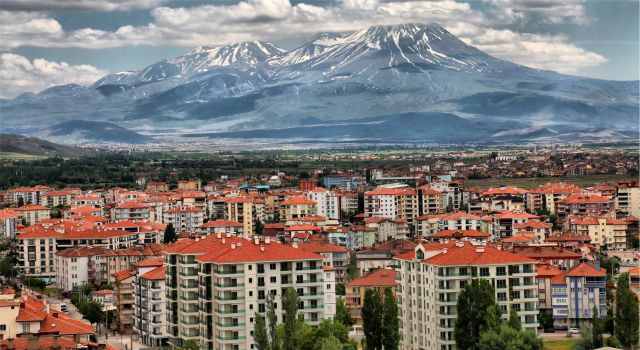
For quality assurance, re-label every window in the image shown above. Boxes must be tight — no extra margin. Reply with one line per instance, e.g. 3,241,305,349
270,276,276,283
0,325,5,331
496,280,507,289
479,267,490,277
22,324,29,334
496,267,506,276
270,263,276,270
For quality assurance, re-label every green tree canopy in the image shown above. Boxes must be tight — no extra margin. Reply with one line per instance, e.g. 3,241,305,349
614,273,639,349
382,287,400,350
163,223,177,244
335,297,353,327
253,313,269,350
362,288,383,350
454,279,497,350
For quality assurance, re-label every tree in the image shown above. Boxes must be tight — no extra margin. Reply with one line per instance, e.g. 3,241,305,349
508,306,521,331
335,297,353,327
182,339,200,350
362,288,383,350
346,253,359,281
591,306,604,349
255,219,264,236
253,313,269,350
78,300,103,326
319,335,342,350
454,279,497,350
282,288,300,350
382,287,400,350
615,273,639,349
482,304,502,333
163,223,176,244
477,324,543,350
538,309,554,331
266,292,279,350
335,282,346,296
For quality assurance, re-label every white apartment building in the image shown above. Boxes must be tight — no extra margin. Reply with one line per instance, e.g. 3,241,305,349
164,234,336,350
396,242,539,350
163,206,205,233
54,246,109,292
306,188,340,220
615,181,639,217
133,258,167,348
438,212,481,231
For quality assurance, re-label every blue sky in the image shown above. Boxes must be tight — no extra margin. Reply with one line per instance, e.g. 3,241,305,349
0,0,637,98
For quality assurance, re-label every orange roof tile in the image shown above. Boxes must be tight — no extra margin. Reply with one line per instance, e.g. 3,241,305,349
565,263,606,277
431,230,489,239
425,243,537,266
347,269,397,287
141,266,165,280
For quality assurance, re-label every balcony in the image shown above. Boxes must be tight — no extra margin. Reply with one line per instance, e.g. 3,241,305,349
215,296,245,303
214,269,244,276
215,308,245,316
216,335,245,342
216,322,245,329
214,283,244,289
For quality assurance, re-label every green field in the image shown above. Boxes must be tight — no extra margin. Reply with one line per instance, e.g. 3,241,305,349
464,174,633,189
543,338,577,350
0,152,43,160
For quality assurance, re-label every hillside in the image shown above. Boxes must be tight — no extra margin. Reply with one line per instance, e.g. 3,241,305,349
0,134,93,157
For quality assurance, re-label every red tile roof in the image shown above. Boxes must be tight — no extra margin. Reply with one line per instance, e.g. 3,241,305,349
133,257,164,267
40,312,95,335
511,246,582,260
194,238,322,264
284,224,322,232
281,196,316,206
565,263,606,277
347,269,397,287
431,230,489,239
141,266,165,280
494,211,539,220
514,220,552,229
536,263,562,278
424,242,537,266
55,246,109,258
483,186,528,196
200,220,243,228
0,336,80,350
114,269,135,282
562,194,611,204
297,240,348,253
440,212,481,220
15,204,49,211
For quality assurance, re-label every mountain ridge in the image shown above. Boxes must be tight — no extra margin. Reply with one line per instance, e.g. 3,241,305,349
1,23,637,145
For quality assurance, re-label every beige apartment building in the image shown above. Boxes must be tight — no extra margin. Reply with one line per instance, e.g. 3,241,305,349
164,234,336,350
396,242,538,350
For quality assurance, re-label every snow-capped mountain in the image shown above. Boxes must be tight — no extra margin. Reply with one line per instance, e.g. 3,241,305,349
1,23,638,145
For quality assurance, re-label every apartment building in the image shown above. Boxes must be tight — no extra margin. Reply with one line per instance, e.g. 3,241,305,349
571,217,628,249
306,188,340,220
297,240,349,283
15,205,51,225
8,186,52,205
199,220,244,237
39,190,75,208
438,212,481,231
54,246,109,292
491,212,540,240
0,209,20,238
96,244,165,285
396,242,539,350
226,197,257,237
557,194,613,221
133,258,167,348
528,183,582,214
112,202,152,222
364,188,403,219
345,269,397,325
279,196,317,221
551,263,607,329
164,235,336,350
416,185,444,215
615,181,639,217
114,269,136,332
163,206,205,233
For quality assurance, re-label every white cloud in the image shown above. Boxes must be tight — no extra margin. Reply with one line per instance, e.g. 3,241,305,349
0,0,168,11
0,0,608,77
460,28,607,73
485,0,588,25
0,53,107,98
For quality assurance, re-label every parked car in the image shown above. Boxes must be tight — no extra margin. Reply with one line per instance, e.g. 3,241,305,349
569,328,581,335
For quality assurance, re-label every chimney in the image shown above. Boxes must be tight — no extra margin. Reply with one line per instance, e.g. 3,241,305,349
292,242,298,249
216,233,222,239
222,238,226,244
442,248,448,254
231,244,236,250
226,233,231,238
237,242,242,247
254,237,259,245
455,241,464,248
475,246,485,253
265,237,271,244
260,246,265,252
